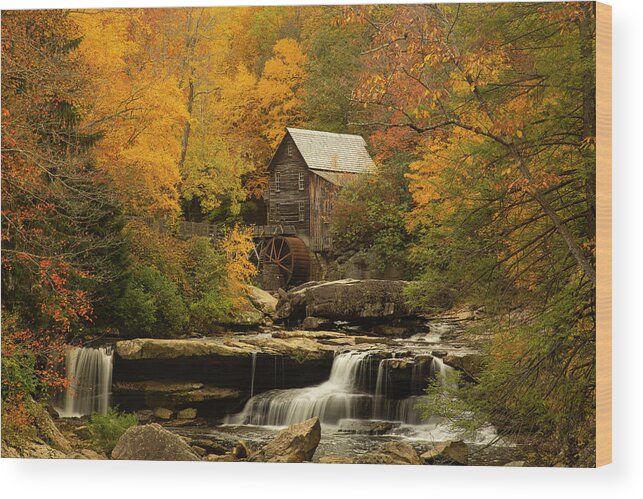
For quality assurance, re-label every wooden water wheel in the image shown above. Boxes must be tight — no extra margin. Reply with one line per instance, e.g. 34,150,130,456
259,236,310,286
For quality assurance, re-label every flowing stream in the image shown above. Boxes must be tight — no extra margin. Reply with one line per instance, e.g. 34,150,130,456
226,350,453,426
54,346,114,417
51,326,511,462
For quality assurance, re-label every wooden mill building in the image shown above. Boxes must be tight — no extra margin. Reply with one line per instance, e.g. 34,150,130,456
257,128,375,288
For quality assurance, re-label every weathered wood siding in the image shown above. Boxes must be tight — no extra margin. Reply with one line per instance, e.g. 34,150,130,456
309,173,339,252
267,131,364,253
266,134,310,235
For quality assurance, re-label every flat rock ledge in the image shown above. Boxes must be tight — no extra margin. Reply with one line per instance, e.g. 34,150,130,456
115,336,336,362
114,381,240,404
114,331,392,363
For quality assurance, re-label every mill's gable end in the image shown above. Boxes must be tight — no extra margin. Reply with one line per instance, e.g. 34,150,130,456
266,132,310,233
267,131,308,174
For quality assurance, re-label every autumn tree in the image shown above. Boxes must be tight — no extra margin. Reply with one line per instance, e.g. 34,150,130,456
349,3,597,465
2,10,126,433
206,34,309,203
256,38,308,149
301,6,369,133
72,9,187,216
129,7,296,221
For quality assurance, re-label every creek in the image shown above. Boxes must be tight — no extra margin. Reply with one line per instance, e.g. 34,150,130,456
54,322,513,463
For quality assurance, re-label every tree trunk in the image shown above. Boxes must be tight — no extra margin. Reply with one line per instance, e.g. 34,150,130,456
512,147,596,286
178,76,194,171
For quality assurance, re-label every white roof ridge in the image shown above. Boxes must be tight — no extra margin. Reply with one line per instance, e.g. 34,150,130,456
286,127,366,140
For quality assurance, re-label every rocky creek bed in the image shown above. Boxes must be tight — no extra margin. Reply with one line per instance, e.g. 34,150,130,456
35,280,526,465
43,323,521,465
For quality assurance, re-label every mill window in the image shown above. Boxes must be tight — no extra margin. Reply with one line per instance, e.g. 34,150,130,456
298,172,305,190
298,201,305,222
287,143,293,157
274,172,280,192
275,203,280,222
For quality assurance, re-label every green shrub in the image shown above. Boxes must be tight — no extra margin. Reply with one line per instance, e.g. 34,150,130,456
114,265,188,338
184,237,246,333
124,221,188,291
86,408,138,454
184,237,227,299
189,289,234,333
330,157,416,277
114,229,252,337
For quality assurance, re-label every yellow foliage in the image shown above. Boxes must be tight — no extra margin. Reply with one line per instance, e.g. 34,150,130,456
257,38,309,149
221,225,258,306
74,10,187,216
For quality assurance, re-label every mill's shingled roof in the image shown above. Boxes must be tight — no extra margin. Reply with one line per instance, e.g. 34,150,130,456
286,127,375,174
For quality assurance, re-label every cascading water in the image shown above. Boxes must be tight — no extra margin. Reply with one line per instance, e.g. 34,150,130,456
370,355,433,423
430,356,458,389
54,345,114,417
372,357,391,419
226,350,445,427
250,352,258,398
226,351,373,426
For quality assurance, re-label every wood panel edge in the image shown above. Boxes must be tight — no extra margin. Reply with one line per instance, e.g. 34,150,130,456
595,0,612,468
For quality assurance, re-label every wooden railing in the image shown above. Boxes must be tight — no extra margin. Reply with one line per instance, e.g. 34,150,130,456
128,217,297,240
128,217,221,239
252,224,297,237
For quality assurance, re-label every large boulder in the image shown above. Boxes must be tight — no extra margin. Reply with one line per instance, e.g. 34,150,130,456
250,417,321,463
443,354,484,379
247,286,278,316
364,441,423,465
28,399,73,454
111,423,200,461
421,440,469,465
223,306,265,327
320,441,422,465
276,279,414,323
337,420,400,436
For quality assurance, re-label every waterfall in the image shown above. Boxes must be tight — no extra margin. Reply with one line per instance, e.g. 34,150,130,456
250,352,258,398
374,360,388,398
371,356,430,421
54,346,114,417
226,351,373,426
430,357,458,389
372,358,390,419
227,350,452,427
